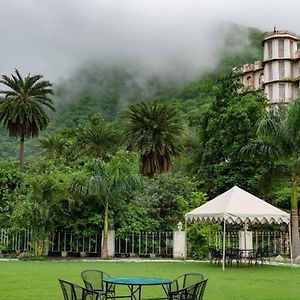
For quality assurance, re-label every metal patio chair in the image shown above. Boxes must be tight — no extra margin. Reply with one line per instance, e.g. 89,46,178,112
226,248,242,265
254,247,270,265
59,279,100,300
170,273,205,294
209,247,222,264
81,270,115,297
169,279,208,300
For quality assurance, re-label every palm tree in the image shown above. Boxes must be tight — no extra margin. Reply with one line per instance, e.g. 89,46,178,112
71,151,141,258
75,114,120,160
0,69,54,171
13,172,69,257
38,133,66,158
123,101,185,177
241,101,300,258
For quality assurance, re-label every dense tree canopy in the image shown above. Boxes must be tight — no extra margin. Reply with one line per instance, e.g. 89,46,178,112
70,151,141,258
241,100,300,258
194,74,267,197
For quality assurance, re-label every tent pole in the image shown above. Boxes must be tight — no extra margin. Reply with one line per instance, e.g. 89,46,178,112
244,223,247,250
222,221,226,271
288,221,293,267
184,219,188,261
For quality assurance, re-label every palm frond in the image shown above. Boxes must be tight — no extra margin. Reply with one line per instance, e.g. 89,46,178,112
75,123,119,159
293,156,300,174
256,113,293,155
123,101,185,176
240,138,282,161
256,164,290,193
0,69,54,138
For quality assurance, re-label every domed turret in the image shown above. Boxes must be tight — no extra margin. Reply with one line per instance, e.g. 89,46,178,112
263,30,299,103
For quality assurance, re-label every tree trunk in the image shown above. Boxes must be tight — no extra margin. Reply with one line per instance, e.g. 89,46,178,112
291,176,300,258
19,135,25,171
101,201,109,259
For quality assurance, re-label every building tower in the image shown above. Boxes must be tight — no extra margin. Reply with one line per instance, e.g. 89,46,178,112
263,30,299,103
235,30,300,104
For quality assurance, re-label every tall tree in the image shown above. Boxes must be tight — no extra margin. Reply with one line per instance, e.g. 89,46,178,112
13,171,69,257
75,114,120,160
0,69,54,170
194,74,267,197
38,133,66,158
123,101,185,177
71,151,141,258
241,100,300,258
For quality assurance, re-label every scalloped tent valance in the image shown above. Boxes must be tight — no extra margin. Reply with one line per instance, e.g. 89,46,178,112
185,186,290,225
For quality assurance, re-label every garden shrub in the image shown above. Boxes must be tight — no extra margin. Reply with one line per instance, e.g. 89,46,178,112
187,222,221,260
17,252,47,261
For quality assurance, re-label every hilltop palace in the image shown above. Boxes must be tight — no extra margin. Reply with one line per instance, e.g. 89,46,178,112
234,29,300,104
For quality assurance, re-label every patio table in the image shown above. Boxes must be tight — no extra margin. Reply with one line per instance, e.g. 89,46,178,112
103,276,172,300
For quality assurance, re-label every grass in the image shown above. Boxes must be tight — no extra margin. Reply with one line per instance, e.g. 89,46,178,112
0,260,299,300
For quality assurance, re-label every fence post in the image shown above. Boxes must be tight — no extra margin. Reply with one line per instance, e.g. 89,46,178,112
173,223,186,259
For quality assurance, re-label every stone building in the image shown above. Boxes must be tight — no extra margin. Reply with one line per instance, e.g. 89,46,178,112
234,30,300,104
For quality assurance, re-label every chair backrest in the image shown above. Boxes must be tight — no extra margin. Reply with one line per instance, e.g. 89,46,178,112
209,247,222,260
197,279,208,300
59,279,99,300
59,279,74,300
170,279,208,300
172,273,205,291
183,273,205,289
81,270,110,291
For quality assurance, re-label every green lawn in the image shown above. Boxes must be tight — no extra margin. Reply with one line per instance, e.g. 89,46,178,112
0,260,300,300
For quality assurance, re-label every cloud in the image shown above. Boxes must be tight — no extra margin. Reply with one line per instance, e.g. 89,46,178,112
1,0,300,82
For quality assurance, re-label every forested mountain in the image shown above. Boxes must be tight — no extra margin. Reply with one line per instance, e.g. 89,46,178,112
0,25,263,159
2,24,298,259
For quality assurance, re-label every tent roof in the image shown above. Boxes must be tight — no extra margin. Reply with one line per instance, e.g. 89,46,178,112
185,186,290,224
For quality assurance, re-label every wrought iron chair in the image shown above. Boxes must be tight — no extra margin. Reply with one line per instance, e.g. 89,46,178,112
254,247,270,265
169,279,208,300
81,270,115,297
226,248,242,265
170,273,205,294
59,279,100,300
208,247,222,264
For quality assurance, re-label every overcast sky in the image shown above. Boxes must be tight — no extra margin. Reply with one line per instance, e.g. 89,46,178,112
1,0,300,82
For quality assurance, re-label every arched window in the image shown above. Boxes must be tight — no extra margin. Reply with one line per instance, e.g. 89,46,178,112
246,76,252,87
259,74,264,87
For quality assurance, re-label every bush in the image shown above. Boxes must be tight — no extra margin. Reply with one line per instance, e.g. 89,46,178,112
17,252,47,261
187,222,221,260
0,243,8,254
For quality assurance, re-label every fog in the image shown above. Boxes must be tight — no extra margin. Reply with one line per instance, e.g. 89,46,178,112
1,0,300,82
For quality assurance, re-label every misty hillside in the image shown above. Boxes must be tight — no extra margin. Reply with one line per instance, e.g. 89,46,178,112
49,25,263,124
50,64,183,126
0,25,264,159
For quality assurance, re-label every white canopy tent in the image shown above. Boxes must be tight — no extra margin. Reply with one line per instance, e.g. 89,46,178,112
185,186,291,270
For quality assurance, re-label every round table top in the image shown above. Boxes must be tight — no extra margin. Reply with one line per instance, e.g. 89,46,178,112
103,276,172,286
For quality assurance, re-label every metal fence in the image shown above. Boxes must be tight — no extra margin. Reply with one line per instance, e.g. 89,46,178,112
0,229,174,257
48,231,102,256
0,228,32,252
0,229,102,256
209,231,290,256
0,228,292,258
115,232,174,257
